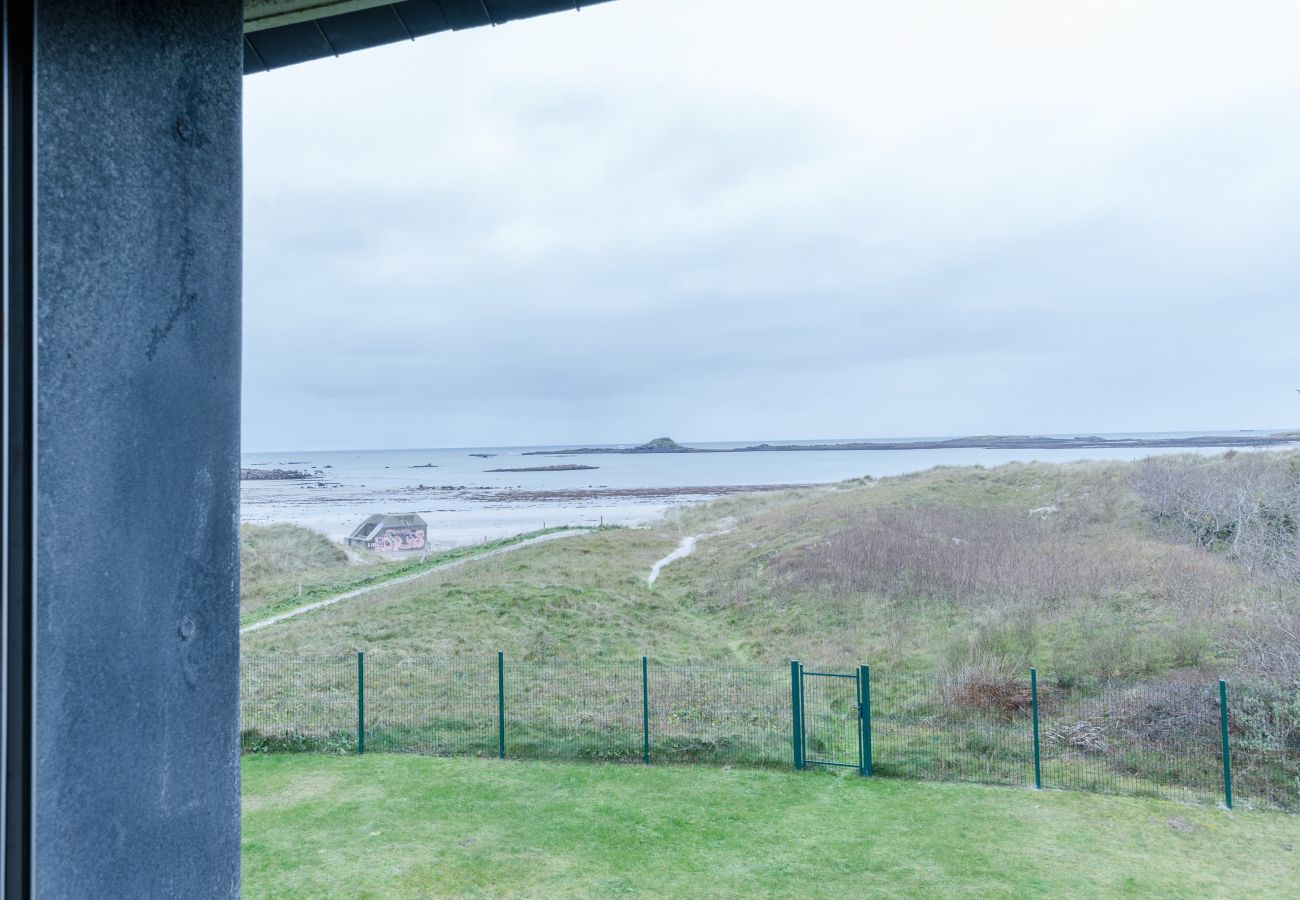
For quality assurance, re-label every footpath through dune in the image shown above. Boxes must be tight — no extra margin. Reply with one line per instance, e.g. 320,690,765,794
648,531,729,588
242,529,587,634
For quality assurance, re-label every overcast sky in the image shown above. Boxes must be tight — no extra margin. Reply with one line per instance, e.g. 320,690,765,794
243,0,1300,451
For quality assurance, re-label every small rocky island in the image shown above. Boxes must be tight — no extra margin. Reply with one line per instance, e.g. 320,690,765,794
524,437,699,456
629,437,694,453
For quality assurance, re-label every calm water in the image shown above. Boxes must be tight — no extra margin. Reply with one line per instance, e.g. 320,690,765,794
240,432,1295,546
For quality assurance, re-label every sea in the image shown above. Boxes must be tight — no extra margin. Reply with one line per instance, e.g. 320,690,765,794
240,431,1297,548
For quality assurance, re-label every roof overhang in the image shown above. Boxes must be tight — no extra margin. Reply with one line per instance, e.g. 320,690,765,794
243,0,617,74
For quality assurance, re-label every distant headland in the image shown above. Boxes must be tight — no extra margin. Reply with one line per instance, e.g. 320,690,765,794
524,437,696,455
485,464,600,473
524,432,1300,456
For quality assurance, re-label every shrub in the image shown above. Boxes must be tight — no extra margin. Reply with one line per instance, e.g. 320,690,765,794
1132,451,1300,580
1046,720,1109,754
240,522,348,588
943,666,1047,721
1113,683,1219,745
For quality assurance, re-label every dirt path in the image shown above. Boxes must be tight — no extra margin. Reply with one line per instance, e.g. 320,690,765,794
647,531,729,588
242,529,589,634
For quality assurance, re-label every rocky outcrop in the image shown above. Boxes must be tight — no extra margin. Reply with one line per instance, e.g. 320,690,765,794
240,468,314,481
524,436,708,456
632,437,692,453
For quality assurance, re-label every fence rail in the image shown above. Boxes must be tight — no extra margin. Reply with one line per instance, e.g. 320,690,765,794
240,654,1300,812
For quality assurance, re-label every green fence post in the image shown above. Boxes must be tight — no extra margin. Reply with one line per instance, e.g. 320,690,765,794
642,655,650,765
860,664,873,777
790,660,803,770
1219,679,1233,809
799,662,807,767
497,650,505,760
356,651,365,755
856,666,863,775
1030,667,1041,790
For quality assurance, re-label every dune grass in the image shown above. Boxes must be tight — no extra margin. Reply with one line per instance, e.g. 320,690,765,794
242,525,686,653
240,525,585,628
241,754,1300,898
239,460,1299,823
242,459,1296,681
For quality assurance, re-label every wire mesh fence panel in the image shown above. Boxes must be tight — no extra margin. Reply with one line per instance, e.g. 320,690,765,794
870,671,1031,787
1229,680,1300,811
504,660,643,761
364,655,497,757
240,655,357,753
802,671,859,769
1037,677,1222,805
649,664,790,767
238,654,1298,811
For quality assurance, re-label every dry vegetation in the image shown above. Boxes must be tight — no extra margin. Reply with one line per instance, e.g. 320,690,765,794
240,523,354,616
1133,452,1300,684
1134,451,1300,580
240,455,1300,808
763,500,1250,678
244,453,1300,687
657,458,1299,682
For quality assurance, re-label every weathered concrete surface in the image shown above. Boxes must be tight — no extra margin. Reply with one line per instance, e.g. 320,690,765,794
35,2,242,895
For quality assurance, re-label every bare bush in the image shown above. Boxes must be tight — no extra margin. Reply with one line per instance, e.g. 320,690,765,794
1114,682,1220,744
1132,452,1300,580
1046,720,1109,753
1235,605,1300,687
772,504,1229,614
943,666,1048,720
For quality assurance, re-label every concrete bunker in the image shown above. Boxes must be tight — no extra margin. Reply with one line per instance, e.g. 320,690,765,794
347,513,428,551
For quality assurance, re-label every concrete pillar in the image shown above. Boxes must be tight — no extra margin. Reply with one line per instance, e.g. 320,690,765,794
30,1,243,893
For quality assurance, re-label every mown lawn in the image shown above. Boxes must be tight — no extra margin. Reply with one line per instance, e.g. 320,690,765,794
242,755,1300,897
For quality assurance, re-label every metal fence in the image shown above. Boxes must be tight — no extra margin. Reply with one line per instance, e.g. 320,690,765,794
240,654,1300,811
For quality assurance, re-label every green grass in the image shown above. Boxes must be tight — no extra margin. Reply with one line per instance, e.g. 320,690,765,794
242,754,1300,898
241,525,688,654
242,459,1283,679
240,460,1299,812
240,526,585,628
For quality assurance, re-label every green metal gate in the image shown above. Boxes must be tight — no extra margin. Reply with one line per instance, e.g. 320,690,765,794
790,662,871,775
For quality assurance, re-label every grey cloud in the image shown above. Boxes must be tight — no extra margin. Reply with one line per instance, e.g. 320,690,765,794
242,0,1300,450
